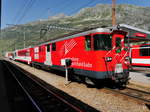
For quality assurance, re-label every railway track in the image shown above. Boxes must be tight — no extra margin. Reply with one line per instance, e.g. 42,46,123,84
104,86,150,104
2,60,99,112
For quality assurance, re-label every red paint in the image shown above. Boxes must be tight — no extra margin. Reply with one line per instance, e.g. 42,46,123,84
14,29,129,73
131,44,150,66
133,33,147,38
14,31,129,71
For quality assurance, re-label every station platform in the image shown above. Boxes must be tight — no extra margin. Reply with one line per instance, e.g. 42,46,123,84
129,67,150,88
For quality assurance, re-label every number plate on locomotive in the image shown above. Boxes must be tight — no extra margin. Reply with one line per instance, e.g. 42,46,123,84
115,64,123,73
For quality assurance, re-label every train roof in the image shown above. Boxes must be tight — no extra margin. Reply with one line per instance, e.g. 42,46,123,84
15,47,32,52
39,27,111,46
132,43,150,48
118,24,150,41
17,24,150,50
15,27,112,50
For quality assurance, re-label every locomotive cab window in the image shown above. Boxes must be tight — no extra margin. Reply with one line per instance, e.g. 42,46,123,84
46,45,50,52
14,52,16,56
52,43,56,51
116,37,121,48
93,34,111,50
85,35,91,51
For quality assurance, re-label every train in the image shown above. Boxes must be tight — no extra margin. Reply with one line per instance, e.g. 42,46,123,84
5,27,131,86
131,44,150,67
5,52,14,60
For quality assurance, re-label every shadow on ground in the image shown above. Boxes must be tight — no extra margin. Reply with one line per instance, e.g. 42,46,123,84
145,74,150,77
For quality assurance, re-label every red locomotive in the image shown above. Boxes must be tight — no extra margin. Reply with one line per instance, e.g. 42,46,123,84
7,27,131,85
131,44,150,66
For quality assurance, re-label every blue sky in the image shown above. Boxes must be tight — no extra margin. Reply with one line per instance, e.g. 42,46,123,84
2,0,150,28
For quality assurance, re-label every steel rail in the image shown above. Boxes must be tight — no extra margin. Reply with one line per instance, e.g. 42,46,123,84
126,87,150,95
10,62,83,112
104,87,150,104
3,60,99,112
2,61,42,112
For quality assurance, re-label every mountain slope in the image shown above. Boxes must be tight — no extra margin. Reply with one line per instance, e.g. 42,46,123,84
1,4,150,54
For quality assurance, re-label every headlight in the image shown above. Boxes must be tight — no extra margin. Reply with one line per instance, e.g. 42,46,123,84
106,57,112,62
125,56,130,60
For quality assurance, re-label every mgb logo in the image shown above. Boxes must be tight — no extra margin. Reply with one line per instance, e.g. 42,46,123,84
59,39,77,56
60,39,77,56
64,39,77,55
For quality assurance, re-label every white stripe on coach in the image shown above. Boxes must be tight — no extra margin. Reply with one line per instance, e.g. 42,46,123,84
132,58,150,64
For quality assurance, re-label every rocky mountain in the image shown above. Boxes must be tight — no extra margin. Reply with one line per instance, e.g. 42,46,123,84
1,4,150,53
48,13,68,20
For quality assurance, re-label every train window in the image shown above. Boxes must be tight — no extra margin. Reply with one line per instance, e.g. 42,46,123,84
34,47,39,53
52,43,56,51
140,45,150,56
124,37,129,46
14,52,16,56
47,45,50,52
93,34,111,50
85,35,91,50
116,38,121,48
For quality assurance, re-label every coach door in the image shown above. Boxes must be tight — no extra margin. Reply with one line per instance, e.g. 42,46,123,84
44,44,52,66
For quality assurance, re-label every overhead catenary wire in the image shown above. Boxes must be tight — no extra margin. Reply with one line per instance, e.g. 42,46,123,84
51,0,97,32
14,0,32,24
38,0,75,38
31,0,74,40
38,0,72,19
37,0,96,27
39,0,99,40
68,0,97,15
49,0,73,16
13,0,26,23
9,0,113,50
15,0,37,24
42,0,96,28
16,0,35,24
9,0,37,50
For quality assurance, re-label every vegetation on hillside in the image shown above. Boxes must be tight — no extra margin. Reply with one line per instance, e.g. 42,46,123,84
1,4,150,54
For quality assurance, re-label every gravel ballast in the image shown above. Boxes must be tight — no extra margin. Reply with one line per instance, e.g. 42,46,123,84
8,60,150,112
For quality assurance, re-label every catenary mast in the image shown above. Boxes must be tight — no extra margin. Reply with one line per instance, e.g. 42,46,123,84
112,0,116,26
